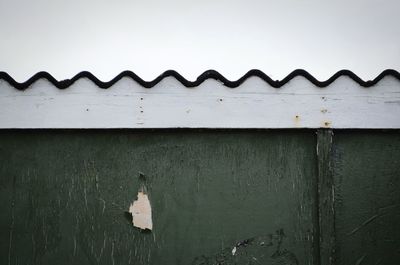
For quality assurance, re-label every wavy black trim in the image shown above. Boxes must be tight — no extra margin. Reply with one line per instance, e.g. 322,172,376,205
0,69,399,90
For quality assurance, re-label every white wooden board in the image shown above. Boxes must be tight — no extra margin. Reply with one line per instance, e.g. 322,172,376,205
0,76,399,128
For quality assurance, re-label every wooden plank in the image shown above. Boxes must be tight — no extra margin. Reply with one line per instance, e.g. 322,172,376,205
331,131,400,265
0,130,318,265
1,75,400,129
317,129,336,265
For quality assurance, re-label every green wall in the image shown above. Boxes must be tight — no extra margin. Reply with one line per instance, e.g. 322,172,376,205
331,132,400,265
0,130,399,265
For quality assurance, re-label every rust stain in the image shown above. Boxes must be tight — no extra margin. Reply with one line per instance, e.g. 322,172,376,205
294,115,301,127
322,121,332,128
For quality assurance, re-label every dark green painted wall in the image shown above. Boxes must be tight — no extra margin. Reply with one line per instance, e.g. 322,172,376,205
332,131,400,265
0,130,399,265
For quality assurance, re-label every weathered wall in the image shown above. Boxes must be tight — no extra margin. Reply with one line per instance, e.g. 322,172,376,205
1,74,400,129
0,130,399,265
0,130,317,265
332,131,400,265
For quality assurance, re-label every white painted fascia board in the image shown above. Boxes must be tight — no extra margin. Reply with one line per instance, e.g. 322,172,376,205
0,75,399,129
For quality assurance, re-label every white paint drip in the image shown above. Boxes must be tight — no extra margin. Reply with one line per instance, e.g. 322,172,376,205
232,246,237,256
129,191,153,230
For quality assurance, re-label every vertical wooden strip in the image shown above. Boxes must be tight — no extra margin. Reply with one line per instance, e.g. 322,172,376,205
317,129,336,265
312,132,321,265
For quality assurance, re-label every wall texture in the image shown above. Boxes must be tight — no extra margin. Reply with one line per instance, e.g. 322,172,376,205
0,130,398,265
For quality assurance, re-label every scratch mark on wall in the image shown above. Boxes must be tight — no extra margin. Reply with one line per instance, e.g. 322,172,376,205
347,214,380,236
355,254,367,265
8,175,16,265
97,198,106,214
94,231,107,263
111,240,115,265
73,236,77,257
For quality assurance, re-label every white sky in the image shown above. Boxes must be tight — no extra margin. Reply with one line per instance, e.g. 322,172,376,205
0,0,399,81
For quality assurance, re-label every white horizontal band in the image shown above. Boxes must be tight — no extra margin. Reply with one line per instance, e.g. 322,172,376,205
1,76,399,129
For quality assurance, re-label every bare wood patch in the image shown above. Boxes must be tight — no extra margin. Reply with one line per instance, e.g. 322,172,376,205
128,191,152,230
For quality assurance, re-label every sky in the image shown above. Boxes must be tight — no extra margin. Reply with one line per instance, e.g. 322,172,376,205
0,0,399,81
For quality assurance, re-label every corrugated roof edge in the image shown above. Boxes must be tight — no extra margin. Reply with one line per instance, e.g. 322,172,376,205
0,69,399,90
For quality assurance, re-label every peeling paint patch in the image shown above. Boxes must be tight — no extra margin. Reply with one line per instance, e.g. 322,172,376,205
129,191,153,230
192,229,299,265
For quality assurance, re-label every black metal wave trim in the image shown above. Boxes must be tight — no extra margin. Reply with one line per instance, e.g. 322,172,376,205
0,69,399,90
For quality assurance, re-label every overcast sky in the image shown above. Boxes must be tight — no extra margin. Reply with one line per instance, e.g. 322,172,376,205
0,0,399,81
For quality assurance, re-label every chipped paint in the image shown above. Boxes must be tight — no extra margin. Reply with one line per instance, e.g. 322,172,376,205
1,73,400,129
192,229,299,265
129,191,153,230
